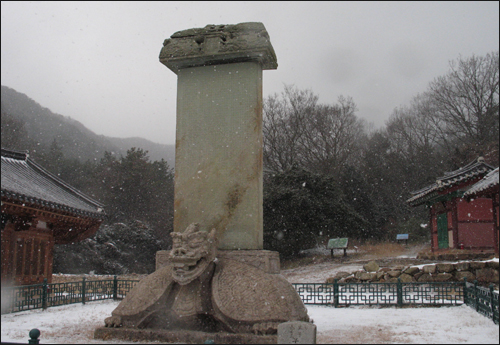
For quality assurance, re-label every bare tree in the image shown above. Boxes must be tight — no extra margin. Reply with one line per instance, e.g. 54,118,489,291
263,85,317,172
427,51,499,163
263,85,365,175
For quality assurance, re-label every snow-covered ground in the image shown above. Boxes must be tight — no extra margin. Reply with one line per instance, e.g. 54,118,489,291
1,300,498,344
2,250,498,344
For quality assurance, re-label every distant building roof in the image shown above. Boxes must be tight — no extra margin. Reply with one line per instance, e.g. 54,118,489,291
407,157,495,206
1,149,105,219
464,167,499,198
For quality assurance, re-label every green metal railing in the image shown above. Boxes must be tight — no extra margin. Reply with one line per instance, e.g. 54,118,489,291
2,276,497,324
464,279,499,324
293,278,464,307
1,276,139,314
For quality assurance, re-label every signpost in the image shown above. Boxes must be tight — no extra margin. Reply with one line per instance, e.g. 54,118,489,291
327,238,349,258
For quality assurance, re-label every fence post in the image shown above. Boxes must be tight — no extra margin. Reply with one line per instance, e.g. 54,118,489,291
489,284,495,320
333,279,339,308
113,275,118,300
42,279,47,310
82,277,86,305
397,278,402,308
463,277,468,305
474,280,479,312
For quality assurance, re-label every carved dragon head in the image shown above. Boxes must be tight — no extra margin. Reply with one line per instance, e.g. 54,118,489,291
170,223,217,285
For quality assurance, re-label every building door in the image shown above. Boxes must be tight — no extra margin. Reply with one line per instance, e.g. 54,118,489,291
437,213,449,249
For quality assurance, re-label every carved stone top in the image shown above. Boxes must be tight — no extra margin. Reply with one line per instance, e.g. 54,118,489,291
159,22,277,73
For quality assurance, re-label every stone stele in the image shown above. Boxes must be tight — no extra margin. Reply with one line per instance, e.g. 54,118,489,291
95,23,310,344
164,22,277,250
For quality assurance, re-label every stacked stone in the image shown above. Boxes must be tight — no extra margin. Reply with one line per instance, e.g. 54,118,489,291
326,260,499,285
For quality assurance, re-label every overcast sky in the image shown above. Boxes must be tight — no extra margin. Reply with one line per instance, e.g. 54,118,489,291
1,1,499,145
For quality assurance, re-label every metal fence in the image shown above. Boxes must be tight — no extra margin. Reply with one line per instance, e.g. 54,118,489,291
293,279,464,307
2,276,497,324
1,276,139,314
464,280,499,324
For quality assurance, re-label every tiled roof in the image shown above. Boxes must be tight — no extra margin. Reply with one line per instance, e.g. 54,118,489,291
407,157,495,206
464,167,499,197
1,149,105,219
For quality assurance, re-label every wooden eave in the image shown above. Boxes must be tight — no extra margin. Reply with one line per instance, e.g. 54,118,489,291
1,198,103,244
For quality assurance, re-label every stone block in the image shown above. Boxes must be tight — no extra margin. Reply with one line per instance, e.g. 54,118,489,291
436,263,454,273
217,250,280,274
376,271,385,280
334,271,352,280
393,265,405,271
454,271,475,282
343,276,358,283
363,261,379,272
486,261,499,269
278,321,316,344
469,261,487,269
160,22,278,72
475,268,499,283
454,262,470,271
387,271,401,278
359,272,377,281
379,267,392,272
398,273,414,283
434,273,453,282
387,277,399,283
403,267,419,275
413,272,424,281
417,273,433,282
422,265,437,274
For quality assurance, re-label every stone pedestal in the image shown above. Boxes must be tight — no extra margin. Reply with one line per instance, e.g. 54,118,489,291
160,22,277,250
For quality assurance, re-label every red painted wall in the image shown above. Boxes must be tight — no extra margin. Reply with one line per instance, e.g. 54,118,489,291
458,222,495,248
457,198,494,221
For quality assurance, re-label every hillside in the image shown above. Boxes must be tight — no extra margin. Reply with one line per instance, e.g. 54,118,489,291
0,85,175,166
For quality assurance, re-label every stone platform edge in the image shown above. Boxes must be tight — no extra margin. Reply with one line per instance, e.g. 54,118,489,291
94,326,277,344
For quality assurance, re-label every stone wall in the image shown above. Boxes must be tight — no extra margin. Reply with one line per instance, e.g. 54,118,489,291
326,260,499,286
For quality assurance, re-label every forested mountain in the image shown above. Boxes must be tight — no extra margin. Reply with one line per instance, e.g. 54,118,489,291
0,85,175,165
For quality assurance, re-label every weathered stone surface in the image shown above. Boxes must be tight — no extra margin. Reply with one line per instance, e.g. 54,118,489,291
486,261,499,269
403,267,419,275
469,261,487,269
434,273,453,282
387,270,401,278
423,265,437,274
217,250,280,274
104,224,308,335
436,263,454,273
159,22,278,73
376,271,385,280
386,277,399,283
398,273,414,283
413,272,424,281
95,327,277,344
454,262,470,271
343,276,359,283
454,271,475,282
278,321,316,344
359,272,377,281
379,267,392,272
174,61,264,250
393,265,405,271
417,273,433,282
363,261,379,272
475,268,499,283
334,271,352,280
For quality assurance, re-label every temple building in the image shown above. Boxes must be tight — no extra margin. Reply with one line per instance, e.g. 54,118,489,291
1,149,105,285
407,157,497,254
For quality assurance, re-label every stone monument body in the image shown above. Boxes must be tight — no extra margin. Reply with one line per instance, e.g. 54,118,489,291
165,22,276,250
95,23,310,344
